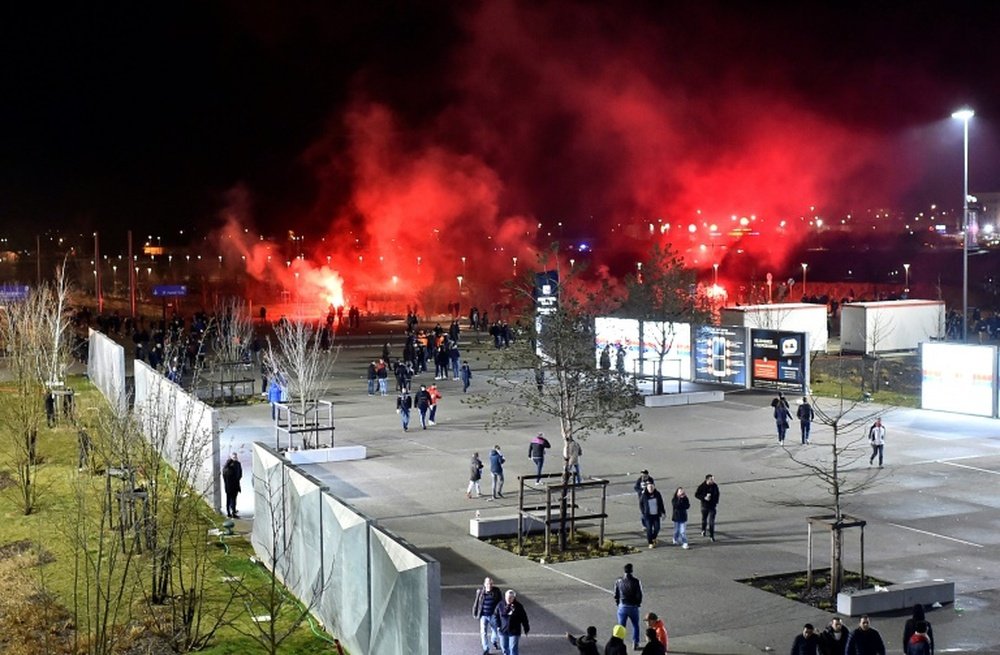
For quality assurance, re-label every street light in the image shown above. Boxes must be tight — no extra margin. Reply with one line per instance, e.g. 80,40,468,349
801,263,808,298
903,263,910,291
952,107,974,340
457,275,463,293
713,263,719,286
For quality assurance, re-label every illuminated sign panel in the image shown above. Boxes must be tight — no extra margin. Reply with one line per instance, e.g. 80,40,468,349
594,317,640,373
921,343,996,417
693,325,748,386
749,329,808,393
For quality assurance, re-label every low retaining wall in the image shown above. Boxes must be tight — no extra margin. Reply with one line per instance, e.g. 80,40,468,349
837,580,954,616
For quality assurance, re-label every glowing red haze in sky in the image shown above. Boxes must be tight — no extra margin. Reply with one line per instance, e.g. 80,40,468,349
219,2,926,315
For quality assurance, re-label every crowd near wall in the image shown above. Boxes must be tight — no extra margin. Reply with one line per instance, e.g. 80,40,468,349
87,328,127,415
252,443,441,655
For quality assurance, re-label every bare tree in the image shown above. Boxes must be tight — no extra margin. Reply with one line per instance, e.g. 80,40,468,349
0,275,71,514
263,319,338,449
779,363,884,598
224,463,325,655
479,255,642,550
619,243,710,394
860,311,895,396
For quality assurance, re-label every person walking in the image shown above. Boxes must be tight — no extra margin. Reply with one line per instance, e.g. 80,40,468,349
490,445,506,499
527,432,551,484
791,623,821,655
694,473,720,541
671,487,691,549
868,418,886,467
564,436,582,484
460,359,473,393
644,612,668,651
845,616,886,655
820,616,850,655
222,452,243,518
604,624,629,655
427,383,442,426
376,358,388,396
467,452,484,499
797,396,815,444
634,469,655,532
639,482,666,548
415,384,432,429
493,589,529,655
902,605,934,655
773,393,792,444
396,387,412,432
366,360,377,395
566,626,600,655
613,563,643,650
472,576,501,655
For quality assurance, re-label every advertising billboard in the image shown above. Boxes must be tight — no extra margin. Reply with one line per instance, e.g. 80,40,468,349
594,317,640,373
693,325,748,386
638,321,692,381
920,343,996,417
749,329,808,393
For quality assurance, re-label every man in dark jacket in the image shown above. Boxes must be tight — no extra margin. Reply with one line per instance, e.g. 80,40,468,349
820,616,850,655
489,445,505,499
639,482,666,548
415,384,432,429
222,452,243,518
694,473,720,541
527,432,551,483
613,563,643,650
472,576,501,655
846,616,885,655
797,397,815,444
493,589,529,655
566,625,600,655
791,623,821,655
396,388,412,432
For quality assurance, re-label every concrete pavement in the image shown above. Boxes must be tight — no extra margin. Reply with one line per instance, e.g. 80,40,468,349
217,326,1000,654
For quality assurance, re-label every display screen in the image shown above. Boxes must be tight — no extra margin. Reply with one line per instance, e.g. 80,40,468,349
693,325,748,386
921,343,996,417
749,329,808,393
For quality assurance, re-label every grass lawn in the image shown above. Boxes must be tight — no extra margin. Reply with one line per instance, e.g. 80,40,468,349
0,376,341,654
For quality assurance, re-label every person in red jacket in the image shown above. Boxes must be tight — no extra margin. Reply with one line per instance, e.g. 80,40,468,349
644,612,668,650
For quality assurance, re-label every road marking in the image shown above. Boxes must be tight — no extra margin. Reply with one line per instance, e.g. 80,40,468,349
887,523,983,548
940,461,1000,475
540,564,613,594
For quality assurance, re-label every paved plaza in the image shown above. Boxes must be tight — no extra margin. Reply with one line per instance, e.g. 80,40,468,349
218,325,1000,654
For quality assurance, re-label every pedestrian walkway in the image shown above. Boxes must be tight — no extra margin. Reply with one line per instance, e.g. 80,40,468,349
216,328,1000,654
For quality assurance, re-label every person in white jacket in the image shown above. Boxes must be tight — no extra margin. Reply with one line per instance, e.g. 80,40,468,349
868,418,886,467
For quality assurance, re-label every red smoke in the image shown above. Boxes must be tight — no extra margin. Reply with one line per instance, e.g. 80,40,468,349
219,2,923,316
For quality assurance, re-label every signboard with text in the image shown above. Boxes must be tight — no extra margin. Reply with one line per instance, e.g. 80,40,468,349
152,285,188,298
0,285,29,302
749,329,808,393
693,325,749,386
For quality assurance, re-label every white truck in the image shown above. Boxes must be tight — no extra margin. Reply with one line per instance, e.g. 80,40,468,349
840,299,945,354
720,303,828,352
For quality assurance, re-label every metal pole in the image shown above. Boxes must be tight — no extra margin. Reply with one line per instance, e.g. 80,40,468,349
962,118,970,341
128,230,136,318
94,232,103,313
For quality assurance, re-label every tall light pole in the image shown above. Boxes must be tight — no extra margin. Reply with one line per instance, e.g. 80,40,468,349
713,262,719,286
903,263,910,292
801,263,808,298
952,107,974,340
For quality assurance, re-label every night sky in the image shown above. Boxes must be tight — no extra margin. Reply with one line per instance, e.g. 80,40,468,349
2,2,999,271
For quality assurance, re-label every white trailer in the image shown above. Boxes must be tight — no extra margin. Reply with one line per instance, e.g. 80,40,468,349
721,303,828,352
840,299,945,354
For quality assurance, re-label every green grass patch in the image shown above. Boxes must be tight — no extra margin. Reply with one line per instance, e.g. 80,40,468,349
0,376,340,654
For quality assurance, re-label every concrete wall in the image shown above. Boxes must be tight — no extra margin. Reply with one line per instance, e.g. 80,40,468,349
87,328,127,416
133,360,222,511
251,443,440,655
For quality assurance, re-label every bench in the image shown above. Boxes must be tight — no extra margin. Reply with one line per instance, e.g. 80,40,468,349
469,514,546,538
837,580,954,616
644,390,724,407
